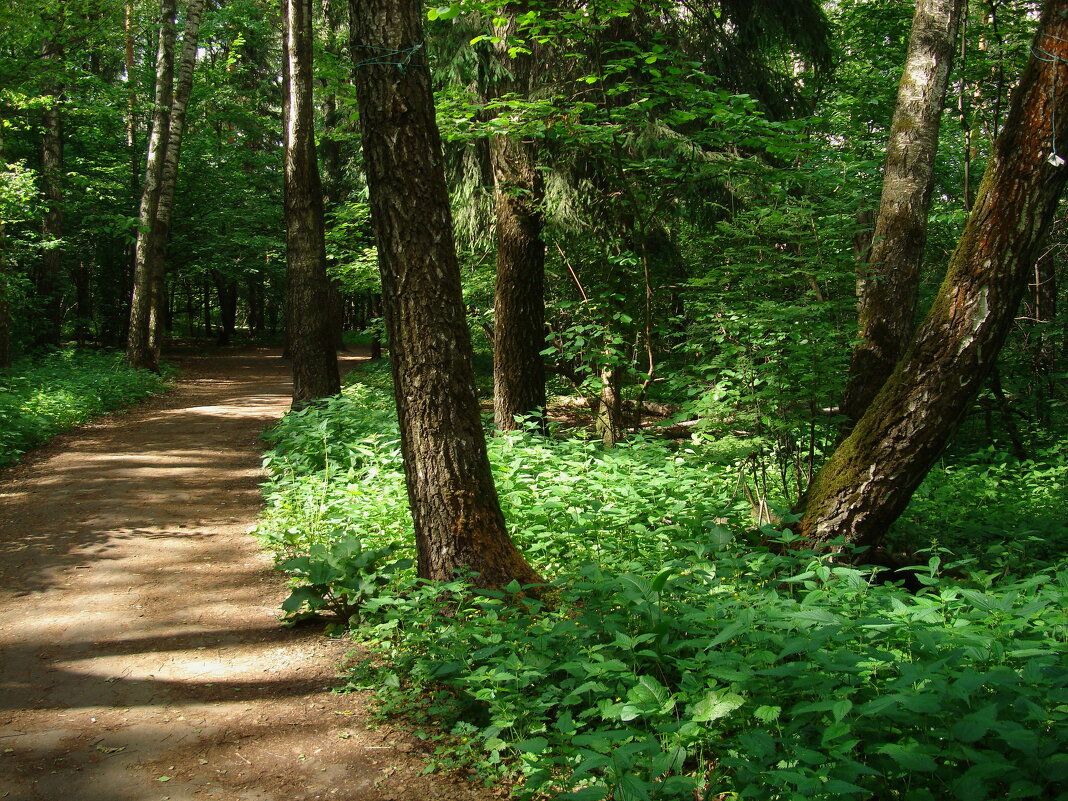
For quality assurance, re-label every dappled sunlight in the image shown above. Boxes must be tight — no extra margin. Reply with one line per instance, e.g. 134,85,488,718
179,402,287,418
0,348,423,801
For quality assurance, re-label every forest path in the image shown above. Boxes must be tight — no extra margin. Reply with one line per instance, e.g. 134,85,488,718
0,347,490,801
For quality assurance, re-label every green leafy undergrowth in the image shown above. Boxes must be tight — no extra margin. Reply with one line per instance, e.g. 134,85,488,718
892,443,1068,574
0,348,171,467
347,551,1067,801
257,370,747,572
256,374,1068,800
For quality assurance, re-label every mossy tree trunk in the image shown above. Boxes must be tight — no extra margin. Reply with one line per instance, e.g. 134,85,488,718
841,0,964,427
796,1,1068,548
349,0,541,589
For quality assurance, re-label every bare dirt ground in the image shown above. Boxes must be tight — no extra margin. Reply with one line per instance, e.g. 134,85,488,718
0,346,497,801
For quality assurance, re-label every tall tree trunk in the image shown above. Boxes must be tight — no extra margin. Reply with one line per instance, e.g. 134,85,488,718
490,9,548,434
126,0,178,371
283,0,340,405
38,34,65,348
147,0,205,353
125,1,139,196
840,0,964,426
320,0,348,351
795,1,1068,548
350,0,541,589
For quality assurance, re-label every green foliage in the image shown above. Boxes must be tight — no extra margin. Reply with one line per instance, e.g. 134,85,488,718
258,373,1068,801
0,348,170,466
280,536,412,623
346,555,1067,801
894,445,1068,573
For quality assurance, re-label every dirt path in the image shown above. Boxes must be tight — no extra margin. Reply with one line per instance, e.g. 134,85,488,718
0,347,493,801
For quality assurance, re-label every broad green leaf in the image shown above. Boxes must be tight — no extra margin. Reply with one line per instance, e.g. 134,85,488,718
513,737,548,754
692,690,745,723
876,743,938,772
616,773,651,801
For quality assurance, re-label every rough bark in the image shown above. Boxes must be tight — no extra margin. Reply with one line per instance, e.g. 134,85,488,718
490,10,548,434
841,0,964,426
38,34,65,348
126,0,178,371
283,0,341,405
795,1,1068,548
349,0,541,589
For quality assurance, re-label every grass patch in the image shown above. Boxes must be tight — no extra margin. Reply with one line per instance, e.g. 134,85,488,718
0,348,171,467
256,369,1068,801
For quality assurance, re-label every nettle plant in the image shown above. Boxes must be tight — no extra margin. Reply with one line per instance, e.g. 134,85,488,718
280,536,412,623
257,373,1068,801
348,545,1067,801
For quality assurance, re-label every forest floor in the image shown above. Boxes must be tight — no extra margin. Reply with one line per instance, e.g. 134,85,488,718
0,346,498,801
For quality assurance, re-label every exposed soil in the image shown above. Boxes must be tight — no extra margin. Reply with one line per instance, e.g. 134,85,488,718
0,346,497,801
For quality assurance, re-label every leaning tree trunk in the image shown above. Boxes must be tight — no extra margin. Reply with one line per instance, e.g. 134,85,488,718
795,0,1068,548
840,0,964,427
147,0,204,353
126,0,177,372
283,0,341,405
349,0,541,589
490,9,548,434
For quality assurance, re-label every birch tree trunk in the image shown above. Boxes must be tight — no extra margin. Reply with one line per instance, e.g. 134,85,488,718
796,0,1068,548
349,0,541,589
840,0,964,426
147,0,204,352
126,0,177,371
